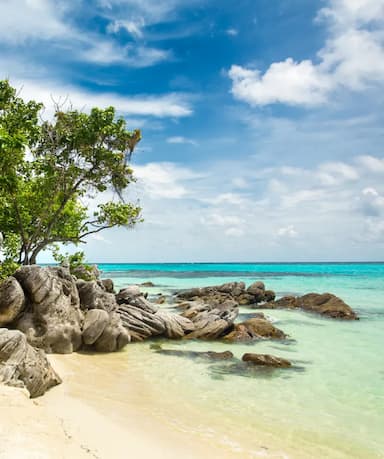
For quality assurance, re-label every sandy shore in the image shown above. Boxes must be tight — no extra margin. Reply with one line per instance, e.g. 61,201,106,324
0,353,247,459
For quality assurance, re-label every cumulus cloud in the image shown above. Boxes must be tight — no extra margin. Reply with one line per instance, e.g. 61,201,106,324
229,0,384,106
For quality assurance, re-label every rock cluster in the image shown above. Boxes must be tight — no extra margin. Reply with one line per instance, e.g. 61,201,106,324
116,287,194,341
0,265,130,396
176,281,276,307
263,292,358,320
0,268,360,396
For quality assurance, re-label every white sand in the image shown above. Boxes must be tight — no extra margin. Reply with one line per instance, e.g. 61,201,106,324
0,354,243,459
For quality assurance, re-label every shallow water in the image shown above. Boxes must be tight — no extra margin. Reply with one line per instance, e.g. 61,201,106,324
98,263,384,458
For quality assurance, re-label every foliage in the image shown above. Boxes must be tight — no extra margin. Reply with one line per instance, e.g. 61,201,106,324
0,80,142,265
52,248,95,281
0,233,20,280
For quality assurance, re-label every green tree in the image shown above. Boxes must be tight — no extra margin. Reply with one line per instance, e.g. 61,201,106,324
0,80,142,265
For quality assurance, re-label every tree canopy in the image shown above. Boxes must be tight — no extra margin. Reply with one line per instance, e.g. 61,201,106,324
0,80,142,266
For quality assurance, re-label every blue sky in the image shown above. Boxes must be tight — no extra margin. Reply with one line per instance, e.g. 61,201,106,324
2,0,384,262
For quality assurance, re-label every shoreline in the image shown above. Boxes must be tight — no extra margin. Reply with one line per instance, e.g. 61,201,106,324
0,353,259,459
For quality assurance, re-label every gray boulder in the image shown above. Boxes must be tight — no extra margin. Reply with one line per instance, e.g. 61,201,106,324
77,280,117,312
0,276,25,326
82,309,130,351
0,328,61,398
14,266,83,354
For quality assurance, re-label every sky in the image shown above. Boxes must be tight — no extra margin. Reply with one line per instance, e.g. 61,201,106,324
1,0,384,262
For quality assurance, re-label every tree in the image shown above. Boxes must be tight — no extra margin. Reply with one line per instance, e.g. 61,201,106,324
0,80,142,265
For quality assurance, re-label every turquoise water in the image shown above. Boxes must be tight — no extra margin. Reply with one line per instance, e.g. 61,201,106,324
99,263,384,458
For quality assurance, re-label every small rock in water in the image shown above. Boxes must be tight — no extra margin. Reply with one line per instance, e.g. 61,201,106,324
242,353,292,367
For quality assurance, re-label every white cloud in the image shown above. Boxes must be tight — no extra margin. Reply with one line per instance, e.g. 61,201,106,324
229,60,331,106
0,0,172,68
107,18,145,38
229,0,384,106
356,155,384,173
133,162,202,199
166,136,198,146
0,0,72,43
12,79,192,118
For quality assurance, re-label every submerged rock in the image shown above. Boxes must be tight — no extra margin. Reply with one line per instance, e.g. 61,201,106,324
153,346,234,360
141,281,155,287
264,293,358,320
0,328,61,398
223,317,286,342
242,353,291,367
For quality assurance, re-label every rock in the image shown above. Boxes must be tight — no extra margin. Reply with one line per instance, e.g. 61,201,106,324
247,281,265,293
153,347,234,360
265,293,358,319
92,312,130,352
82,309,110,345
181,299,239,340
223,318,286,342
0,328,61,398
155,310,195,339
100,278,115,293
242,353,291,367
237,293,256,305
141,281,155,287
14,266,83,354
297,293,358,319
264,290,276,302
155,295,167,305
77,280,117,312
217,282,245,295
116,296,194,341
266,296,297,309
116,286,142,304
0,276,25,326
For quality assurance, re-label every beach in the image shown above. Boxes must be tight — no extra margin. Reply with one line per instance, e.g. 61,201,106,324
0,353,242,459
1,262,383,458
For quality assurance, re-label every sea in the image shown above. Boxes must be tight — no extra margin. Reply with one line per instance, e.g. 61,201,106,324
94,262,384,458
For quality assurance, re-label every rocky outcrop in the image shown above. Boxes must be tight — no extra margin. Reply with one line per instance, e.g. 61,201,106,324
223,317,286,342
242,353,291,367
0,328,61,397
77,280,117,312
0,276,25,326
176,281,275,307
180,299,239,340
116,290,195,341
13,266,83,354
82,309,130,352
264,293,358,320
